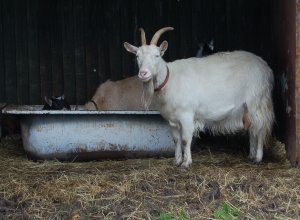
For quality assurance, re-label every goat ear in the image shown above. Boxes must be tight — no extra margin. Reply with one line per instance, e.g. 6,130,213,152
44,96,52,106
159,40,168,56
208,40,214,50
124,42,138,54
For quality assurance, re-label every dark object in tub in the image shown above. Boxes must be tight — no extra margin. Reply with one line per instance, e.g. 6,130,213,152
43,95,71,110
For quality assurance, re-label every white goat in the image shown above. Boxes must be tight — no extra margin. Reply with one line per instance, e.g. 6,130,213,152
124,27,274,167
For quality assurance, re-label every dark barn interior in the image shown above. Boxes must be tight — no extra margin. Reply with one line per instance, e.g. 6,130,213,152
0,0,298,164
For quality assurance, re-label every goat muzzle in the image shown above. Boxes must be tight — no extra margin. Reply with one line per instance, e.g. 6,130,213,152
138,69,152,82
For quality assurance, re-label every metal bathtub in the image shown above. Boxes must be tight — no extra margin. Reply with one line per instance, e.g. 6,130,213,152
2,105,174,161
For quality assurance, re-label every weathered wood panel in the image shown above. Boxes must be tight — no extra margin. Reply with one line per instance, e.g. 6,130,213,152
62,0,76,103
15,0,29,104
120,0,134,78
84,0,99,99
74,0,86,104
0,0,5,102
38,0,52,100
27,0,40,104
51,0,64,98
295,0,300,166
2,0,17,103
96,1,111,88
107,0,122,81
271,0,297,165
0,0,275,105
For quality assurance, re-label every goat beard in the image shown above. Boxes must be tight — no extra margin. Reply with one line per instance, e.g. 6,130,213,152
141,79,154,110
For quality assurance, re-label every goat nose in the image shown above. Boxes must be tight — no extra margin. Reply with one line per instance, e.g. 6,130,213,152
140,70,148,77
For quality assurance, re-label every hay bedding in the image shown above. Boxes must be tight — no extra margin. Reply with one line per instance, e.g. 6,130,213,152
0,136,299,220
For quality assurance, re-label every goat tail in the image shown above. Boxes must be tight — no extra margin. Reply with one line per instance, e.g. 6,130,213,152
248,94,275,147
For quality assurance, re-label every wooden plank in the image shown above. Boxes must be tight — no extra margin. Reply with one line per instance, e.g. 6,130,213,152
138,0,158,38
107,0,122,81
0,103,7,139
271,0,297,166
212,0,227,52
179,0,192,58
74,0,86,104
2,0,17,103
190,0,201,56
0,0,5,102
38,0,52,100
295,0,300,166
167,0,180,61
154,0,166,28
15,0,29,104
51,0,64,97
226,0,241,50
120,0,133,78
84,0,99,98
62,0,76,103
130,0,139,74
27,0,40,104
97,1,111,85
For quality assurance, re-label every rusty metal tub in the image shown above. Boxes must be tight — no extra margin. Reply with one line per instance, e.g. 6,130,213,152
2,105,174,161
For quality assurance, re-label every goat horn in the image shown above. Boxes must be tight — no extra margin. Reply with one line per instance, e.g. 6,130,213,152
150,27,174,45
139,28,147,45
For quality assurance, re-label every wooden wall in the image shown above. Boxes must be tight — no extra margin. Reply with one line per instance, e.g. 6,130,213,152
295,0,300,166
0,0,272,105
268,0,298,165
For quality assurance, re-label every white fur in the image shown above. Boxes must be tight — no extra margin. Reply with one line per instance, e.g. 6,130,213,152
124,42,274,168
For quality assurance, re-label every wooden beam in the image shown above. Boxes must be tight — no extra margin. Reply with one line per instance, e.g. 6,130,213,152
27,0,40,104
0,0,5,103
15,0,29,104
0,103,7,139
295,0,300,166
2,0,17,103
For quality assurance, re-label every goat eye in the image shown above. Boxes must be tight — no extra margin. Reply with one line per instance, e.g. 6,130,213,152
155,55,160,58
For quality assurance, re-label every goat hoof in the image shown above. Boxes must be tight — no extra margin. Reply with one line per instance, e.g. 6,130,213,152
249,158,262,165
248,154,256,161
181,161,192,168
173,159,182,166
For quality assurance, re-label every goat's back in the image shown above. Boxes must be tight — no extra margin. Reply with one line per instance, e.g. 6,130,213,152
164,51,274,133
168,51,273,107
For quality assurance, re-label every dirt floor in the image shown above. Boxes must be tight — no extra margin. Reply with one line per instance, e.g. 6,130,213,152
0,135,299,220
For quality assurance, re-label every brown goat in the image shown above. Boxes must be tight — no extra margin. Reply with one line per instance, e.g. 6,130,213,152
85,76,159,110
